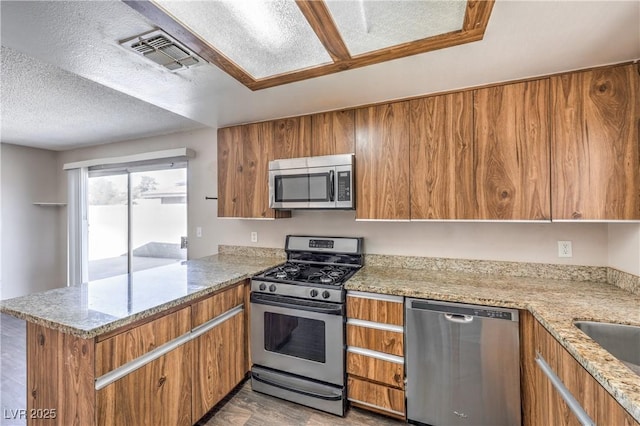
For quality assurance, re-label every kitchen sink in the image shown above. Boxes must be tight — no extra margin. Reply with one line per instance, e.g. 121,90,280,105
574,321,640,376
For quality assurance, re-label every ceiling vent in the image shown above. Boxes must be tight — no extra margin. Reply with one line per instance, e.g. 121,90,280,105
120,29,202,72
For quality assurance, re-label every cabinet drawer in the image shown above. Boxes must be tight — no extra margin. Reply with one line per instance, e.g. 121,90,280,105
192,283,245,328
96,342,192,426
346,292,403,326
347,349,404,389
96,307,190,377
346,322,403,356
348,376,405,418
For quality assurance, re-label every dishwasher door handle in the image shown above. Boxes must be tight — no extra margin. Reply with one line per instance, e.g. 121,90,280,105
444,313,474,324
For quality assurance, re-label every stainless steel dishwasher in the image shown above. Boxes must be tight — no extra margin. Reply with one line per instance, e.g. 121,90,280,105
406,299,520,426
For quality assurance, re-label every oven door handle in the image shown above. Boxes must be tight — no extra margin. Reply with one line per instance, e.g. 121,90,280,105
251,372,343,401
251,292,343,316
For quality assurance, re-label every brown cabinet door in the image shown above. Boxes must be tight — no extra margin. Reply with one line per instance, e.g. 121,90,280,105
356,102,411,220
97,344,192,426
530,318,639,426
410,92,474,219
551,63,640,220
242,121,274,218
311,109,355,156
217,126,244,218
218,122,289,219
192,312,246,422
272,116,311,159
347,376,405,418
474,79,551,220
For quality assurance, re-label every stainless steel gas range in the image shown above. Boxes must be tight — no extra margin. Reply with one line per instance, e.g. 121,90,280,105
250,235,364,417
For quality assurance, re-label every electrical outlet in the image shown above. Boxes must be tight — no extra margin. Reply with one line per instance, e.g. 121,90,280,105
196,227,202,238
251,232,258,243
558,241,572,258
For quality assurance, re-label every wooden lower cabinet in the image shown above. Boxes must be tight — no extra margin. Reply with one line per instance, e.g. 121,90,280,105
347,376,405,418
192,309,247,422
521,311,638,426
26,283,249,426
345,292,405,420
346,323,403,356
96,343,192,426
27,323,95,426
346,293,403,326
346,350,404,388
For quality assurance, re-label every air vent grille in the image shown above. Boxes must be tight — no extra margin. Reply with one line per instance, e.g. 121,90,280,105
120,29,202,72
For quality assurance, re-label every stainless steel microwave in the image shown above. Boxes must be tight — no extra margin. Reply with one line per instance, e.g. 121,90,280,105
269,154,354,210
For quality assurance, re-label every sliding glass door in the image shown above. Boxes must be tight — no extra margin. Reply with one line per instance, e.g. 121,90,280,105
87,165,187,281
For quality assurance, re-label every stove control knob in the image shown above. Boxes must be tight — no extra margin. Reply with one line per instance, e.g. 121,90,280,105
259,283,266,291
322,291,331,299
310,289,318,298
269,284,277,292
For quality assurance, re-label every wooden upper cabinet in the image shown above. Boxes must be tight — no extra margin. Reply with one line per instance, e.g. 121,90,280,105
311,109,356,156
217,126,244,218
218,122,290,219
410,92,474,219
242,121,274,219
474,79,551,220
356,102,411,220
551,63,640,220
272,116,311,159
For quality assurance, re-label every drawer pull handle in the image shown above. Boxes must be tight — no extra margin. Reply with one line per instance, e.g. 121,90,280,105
535,353,595,426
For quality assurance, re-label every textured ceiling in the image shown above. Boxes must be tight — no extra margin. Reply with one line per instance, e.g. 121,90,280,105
0,46,203,150
1,0,639,151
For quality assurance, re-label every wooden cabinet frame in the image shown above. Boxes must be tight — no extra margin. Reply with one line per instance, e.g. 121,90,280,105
26,282,250,426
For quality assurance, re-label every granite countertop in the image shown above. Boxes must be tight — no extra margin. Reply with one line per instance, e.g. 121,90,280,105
0,254,282,339
345,266,640,423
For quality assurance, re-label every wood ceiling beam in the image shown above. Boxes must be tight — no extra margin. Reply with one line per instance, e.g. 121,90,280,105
123,0,495,91
250,28,485,91
295,0,351,62
122,0,256,88
463,0,495,33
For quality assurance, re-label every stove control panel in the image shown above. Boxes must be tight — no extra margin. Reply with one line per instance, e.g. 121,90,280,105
251,280,344,303
309,239,334,249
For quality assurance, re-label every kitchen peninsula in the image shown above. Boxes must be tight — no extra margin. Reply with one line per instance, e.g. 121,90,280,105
0,253,283,425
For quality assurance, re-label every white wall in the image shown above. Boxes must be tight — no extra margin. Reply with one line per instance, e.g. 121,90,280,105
1,143,65,299
608,224,640,276
217,212,609,266
57,128,620,272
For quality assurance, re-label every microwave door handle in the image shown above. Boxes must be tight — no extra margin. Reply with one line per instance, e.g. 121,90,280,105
329,170,335,202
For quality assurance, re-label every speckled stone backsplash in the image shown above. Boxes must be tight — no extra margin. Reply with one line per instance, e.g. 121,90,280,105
364,254,609,283
218,245,286,259
608,268,640,295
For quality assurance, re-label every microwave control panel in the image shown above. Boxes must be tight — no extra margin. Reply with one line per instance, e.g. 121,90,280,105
337,171,351,201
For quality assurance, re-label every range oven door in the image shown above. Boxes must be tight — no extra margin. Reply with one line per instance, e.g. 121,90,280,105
250,292,344,386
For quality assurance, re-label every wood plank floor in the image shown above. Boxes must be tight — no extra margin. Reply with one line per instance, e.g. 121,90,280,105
1,314,403,425
197,380,404,426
